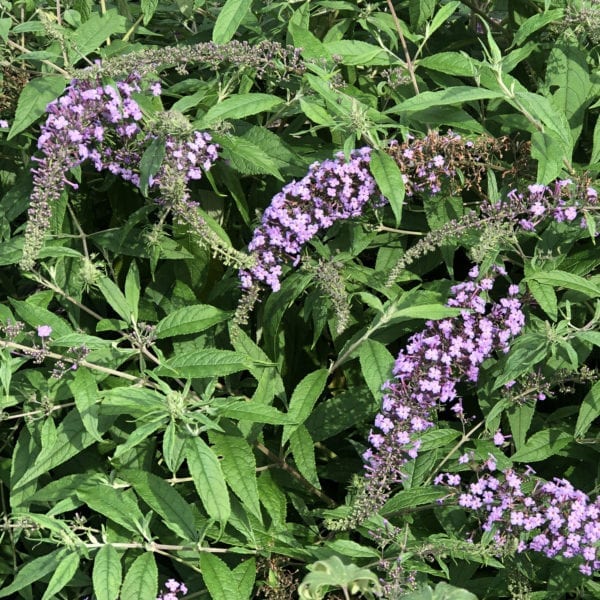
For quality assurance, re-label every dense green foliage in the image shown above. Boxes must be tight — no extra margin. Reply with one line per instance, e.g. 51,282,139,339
1,1,600,598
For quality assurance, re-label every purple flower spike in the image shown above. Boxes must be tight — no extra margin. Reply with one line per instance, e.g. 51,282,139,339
438,467,600,576
23,74,219,271
359,268,525,512
240,147,379,292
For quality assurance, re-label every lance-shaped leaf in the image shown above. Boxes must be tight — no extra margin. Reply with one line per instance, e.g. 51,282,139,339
41,552,80,600
199,93,283,127
8,75,67,139
120,553,157,600
93,544,122,600
283,368,328,445
121,469,197,541
370,149,405,227
186,437,230,523
211,432,262,522
0,549,63,598
156,349,254,378
155,304,231,339
213,0,252,44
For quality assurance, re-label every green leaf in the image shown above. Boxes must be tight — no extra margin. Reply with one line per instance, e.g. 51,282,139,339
283,368,328,445
382,486,448,515
101,387,166,417
403,582,478,600
69,367,102,441
232,559,256,600
370,149,405,226
15,409,112,489
229,323,285,398
9,298,72,338
155,304,231,338
162,420,187,474
306,388,377,442
120,553,157,600
531,130,565,184
494,337,547,389
113,420,165,459
93,544,122,600
507,401,535,450
546,31,591,139
592,115,600,167
323,40,392,65
289,425,320,488
526,270,600,298
427,1,460,37
199,93,283,127
97,276,132,324
0,549,62,598
526,278,557,321
68,9,127,62
575,331,600,348
410,0,435,30
575,380,600,439
0,18,11,41
200,553,237,600
511,428,572,462
512,9,564,47
77,486,145,534
124,261,140,323
358,339,394,401
417,52,477,77
512,90,573,150
8,75,67,139
389,304,462,321
419,428,461,452
211,133,284,179
386,86,503,115
212,0,252,44
289,5,329,60
263,272,313,358
258,470,287,527
300,98,335,126
216,400,295,424
141,0,158,25
121,469,197,541
186,437,231,523
325,539,380,559
156,349,253,378
211,432,262,521
138,137,165,197
41,552,79,600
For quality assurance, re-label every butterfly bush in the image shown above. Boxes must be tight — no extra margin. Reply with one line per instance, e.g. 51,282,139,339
352,268,526,517
239,147,379,292
435,464,600,576
22,74,219,271
239,131,505,295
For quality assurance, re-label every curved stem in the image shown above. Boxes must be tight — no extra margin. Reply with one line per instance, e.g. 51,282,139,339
385,0,419,95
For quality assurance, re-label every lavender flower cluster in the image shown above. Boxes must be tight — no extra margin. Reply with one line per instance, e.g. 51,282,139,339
361,267,525,500
502,180,598,231
239,132,509,294
239,147,378,292
436,465,600,576
22,75,219,271
23,74,144,270
157,579,188,600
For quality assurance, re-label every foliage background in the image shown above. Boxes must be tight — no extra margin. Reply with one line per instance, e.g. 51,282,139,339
0,0,600,598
